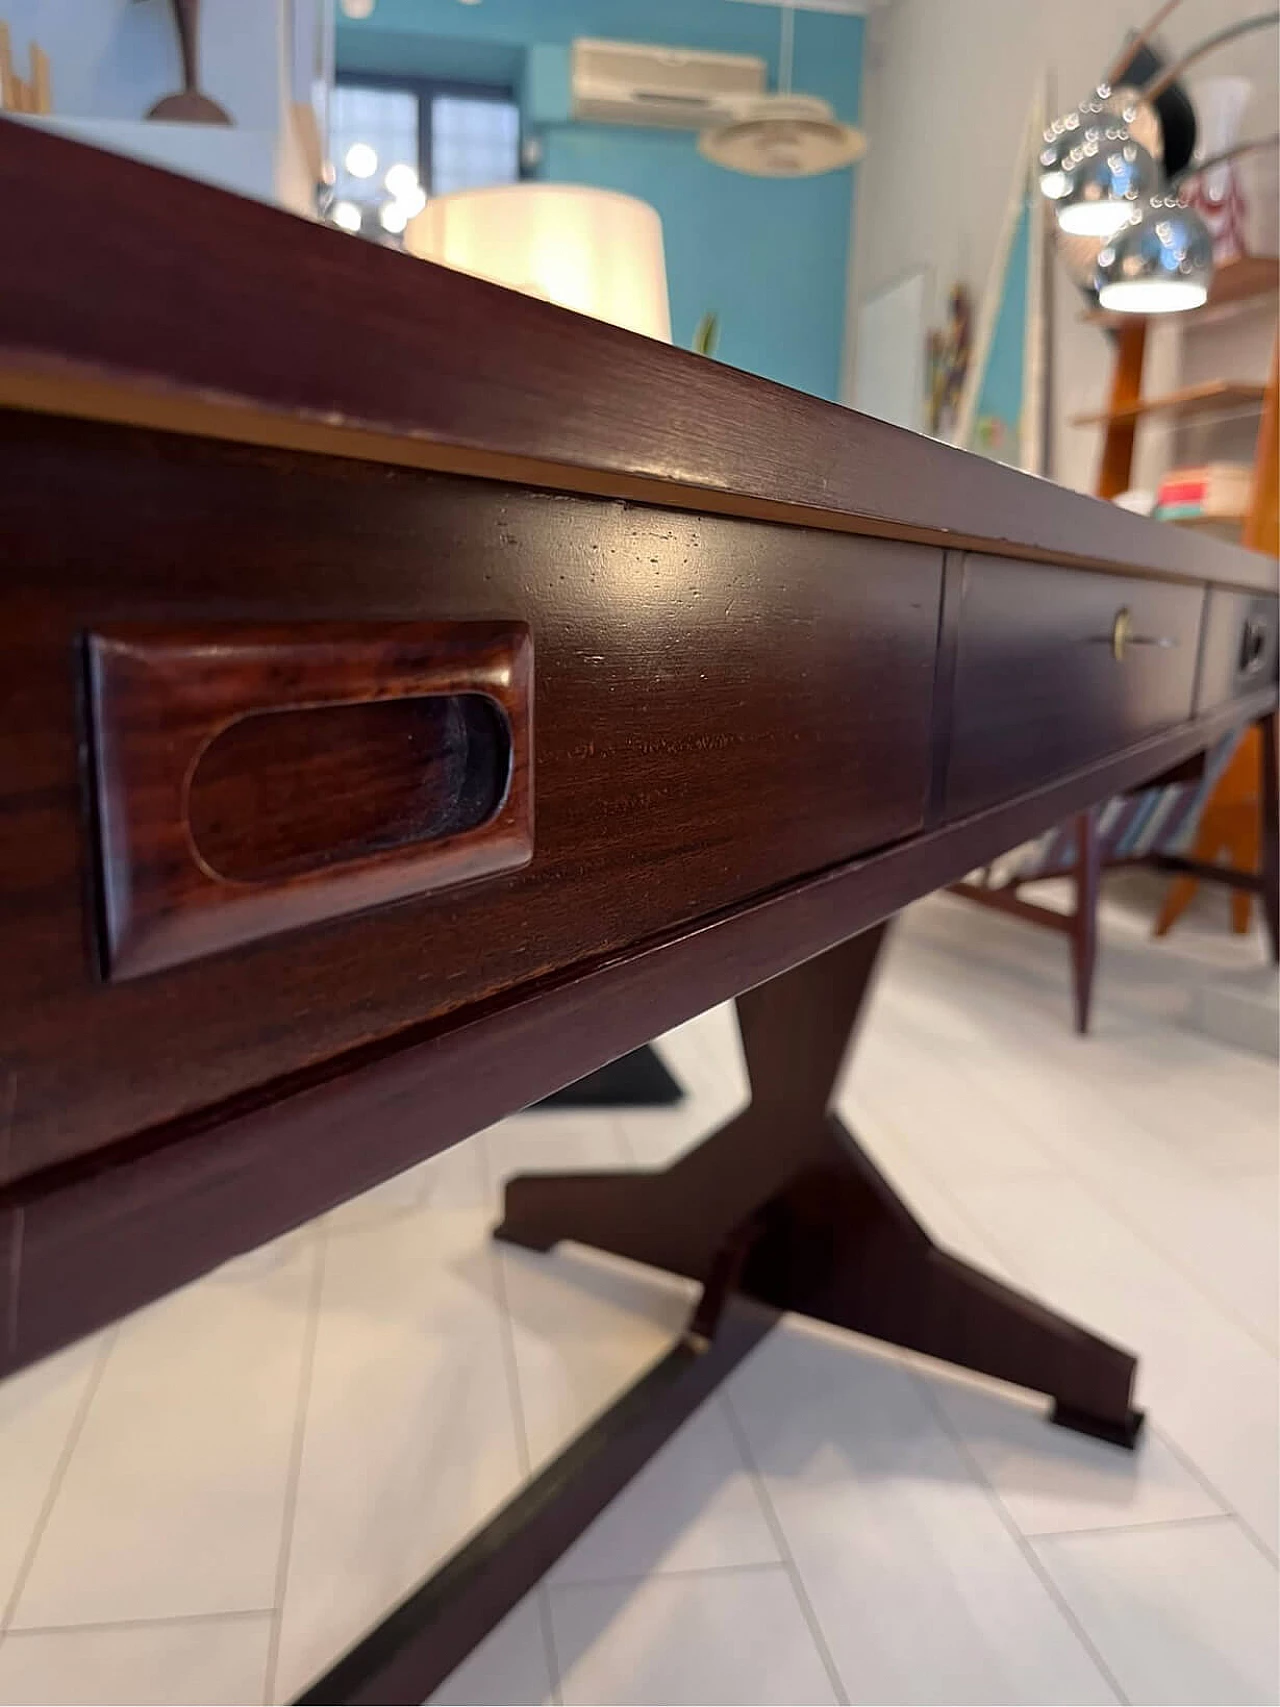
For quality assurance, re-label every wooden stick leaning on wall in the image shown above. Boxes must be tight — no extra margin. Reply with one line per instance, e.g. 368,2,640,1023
0,26,52,115
0,23,13,111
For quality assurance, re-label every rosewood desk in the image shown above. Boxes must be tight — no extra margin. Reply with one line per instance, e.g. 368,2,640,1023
0,123,1277,1703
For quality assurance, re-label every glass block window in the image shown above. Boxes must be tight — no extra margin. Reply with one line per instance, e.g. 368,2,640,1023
329,82,420,205
430,95,521,196
327,77,520,237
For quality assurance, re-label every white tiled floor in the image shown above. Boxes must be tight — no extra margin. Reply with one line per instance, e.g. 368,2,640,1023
0,880,1276,1705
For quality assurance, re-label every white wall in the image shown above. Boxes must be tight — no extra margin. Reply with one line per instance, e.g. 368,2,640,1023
2,0,284,126
845,0,1279,496
4,0,320,214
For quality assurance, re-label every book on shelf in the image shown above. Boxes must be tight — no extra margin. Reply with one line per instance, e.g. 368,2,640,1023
1153,462,1251,523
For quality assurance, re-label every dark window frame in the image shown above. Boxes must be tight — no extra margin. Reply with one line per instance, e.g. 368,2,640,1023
333,69,522,196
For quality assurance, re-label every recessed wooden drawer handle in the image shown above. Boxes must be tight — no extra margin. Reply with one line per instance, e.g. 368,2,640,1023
1239,614,1270,675
87,623,533,981
1107,607,1178,662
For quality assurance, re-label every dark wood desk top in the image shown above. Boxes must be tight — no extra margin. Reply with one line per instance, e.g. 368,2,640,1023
0,120,1275,1384
0,117,1274,594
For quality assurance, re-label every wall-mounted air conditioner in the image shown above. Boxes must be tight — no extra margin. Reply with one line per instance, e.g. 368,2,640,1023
570,38,767,132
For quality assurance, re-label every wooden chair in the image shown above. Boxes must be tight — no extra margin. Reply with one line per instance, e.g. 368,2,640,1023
960,270,1280,1033
1154,727,1266,940
950,719,1279,1032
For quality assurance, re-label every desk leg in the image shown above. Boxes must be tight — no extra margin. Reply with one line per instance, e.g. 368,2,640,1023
298,924,1142,1703
499,920,1142,1447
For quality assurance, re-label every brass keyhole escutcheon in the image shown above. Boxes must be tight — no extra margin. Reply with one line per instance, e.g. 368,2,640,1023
1111,607,1132,662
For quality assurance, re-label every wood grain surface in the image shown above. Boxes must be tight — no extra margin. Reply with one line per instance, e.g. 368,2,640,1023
944,555,1204,818
1195,590,1280,716
3,685,1270,1380
88,622,532,978
187,696,509,883
0,116,1273,594
0,411,940,1181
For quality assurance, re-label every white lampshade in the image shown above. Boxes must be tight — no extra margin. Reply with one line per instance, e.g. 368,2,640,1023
405,183,672,342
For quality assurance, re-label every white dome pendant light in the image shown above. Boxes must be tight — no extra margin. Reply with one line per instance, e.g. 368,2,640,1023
699,4,866,179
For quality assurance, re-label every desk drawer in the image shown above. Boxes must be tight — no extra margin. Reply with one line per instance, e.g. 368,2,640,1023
1196,590,1279,715
945,555,1203,819
0,413,941,1182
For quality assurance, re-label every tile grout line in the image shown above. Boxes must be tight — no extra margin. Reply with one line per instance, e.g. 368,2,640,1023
5,1608,275,1638
931,1176,1280,1559
1,1326,117,1637
261,1228,329,1707
1147,1420,1279,1567
553,1557,812,1593
871,1053,1279,1542
719,1389,850,1707
488,1232,563,1707
844,1086,1015,1274
948,1047,1280,1360
1020,1509,1254,1545
911,1366,1133,1707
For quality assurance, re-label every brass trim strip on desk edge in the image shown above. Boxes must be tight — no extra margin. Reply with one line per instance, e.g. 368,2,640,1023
1,355,1275,597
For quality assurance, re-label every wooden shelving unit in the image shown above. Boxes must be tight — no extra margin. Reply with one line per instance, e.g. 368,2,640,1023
1083,253,1279,503
1078,252,1279,943
1072,378,1267,429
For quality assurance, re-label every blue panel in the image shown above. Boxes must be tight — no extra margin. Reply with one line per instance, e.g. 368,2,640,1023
338,29,523,86
339,0,862,118
524,44,571,124
337,0,864,398
541,125,851,399
972,198,1030,464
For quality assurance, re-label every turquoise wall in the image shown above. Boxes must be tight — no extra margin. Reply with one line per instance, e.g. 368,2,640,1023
964,191,1031,468
338,0,864,400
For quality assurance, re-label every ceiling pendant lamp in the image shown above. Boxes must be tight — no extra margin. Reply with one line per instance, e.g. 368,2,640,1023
1039,0,1181,205
1043,6,1278,241
1095,131,1278,313
1095,193,1213,312
1055,123,1159,237
699,4,865,179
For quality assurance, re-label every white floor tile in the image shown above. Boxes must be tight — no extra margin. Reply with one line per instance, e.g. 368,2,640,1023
0,1614,272,1706
327,1131,490,1225
615,1004,748,1170
950,1175,1280,1554
1033,1518,1280,1705
0,1338,104,1617
848,1008,1057,1191
1066,1030,1277,1177
10,1241,316,1629
0,886,1272,1707
916,1363,1224,1537
272,1209,523,1704
499,1242,695,1474
836,1087,1019,1282
483,1110,630,1196
949,1041,1280,1351
727,1320,1118,1705
427,1592,553,1707
550,1567,837,1706
551,1397,779,1584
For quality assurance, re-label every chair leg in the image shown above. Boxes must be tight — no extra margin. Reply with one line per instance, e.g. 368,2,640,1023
1071,809,1101,1034
1153,874,1198,939
1224,809,1259,936
1261,712,1280,963
1153,804,1228,940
